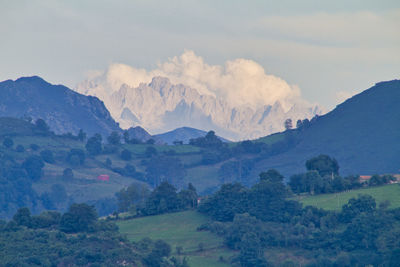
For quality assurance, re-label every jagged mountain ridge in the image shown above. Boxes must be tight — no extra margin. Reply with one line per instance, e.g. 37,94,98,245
0,76,121,137
76,76,323,141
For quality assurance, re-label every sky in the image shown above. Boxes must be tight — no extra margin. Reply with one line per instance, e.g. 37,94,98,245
1,0,399,110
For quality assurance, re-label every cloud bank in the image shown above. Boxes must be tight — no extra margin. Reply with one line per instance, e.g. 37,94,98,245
85,50,306,111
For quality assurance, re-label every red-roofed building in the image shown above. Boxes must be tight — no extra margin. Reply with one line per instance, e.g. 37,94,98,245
97,174,110,181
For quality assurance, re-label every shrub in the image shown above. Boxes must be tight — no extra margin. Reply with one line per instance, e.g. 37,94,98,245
16,145,25,152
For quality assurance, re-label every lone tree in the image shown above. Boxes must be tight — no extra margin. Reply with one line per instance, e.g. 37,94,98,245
284,118,293,130
306,154,339,177
107,131,121,145
35,118,50,133
85,134,102,155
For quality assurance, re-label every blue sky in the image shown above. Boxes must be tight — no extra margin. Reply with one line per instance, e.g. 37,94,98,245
1,0,399,109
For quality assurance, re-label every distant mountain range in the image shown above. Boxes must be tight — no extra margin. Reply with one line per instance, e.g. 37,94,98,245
0,76,120,137
76,76,323,140
0,76,232,143
252,80,400,177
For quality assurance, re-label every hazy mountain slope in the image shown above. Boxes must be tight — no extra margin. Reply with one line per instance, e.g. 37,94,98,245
253,80,400,177
0,76,121,137
76,76,323,140
154,127,230,145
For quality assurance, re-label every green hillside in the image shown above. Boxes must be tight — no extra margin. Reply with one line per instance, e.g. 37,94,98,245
117,211,235,267
253,80,400,178
298,183,400,210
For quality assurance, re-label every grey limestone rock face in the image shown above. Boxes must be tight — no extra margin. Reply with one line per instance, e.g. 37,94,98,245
76,76,323,140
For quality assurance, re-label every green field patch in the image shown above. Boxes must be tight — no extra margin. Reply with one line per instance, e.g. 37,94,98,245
117,211,235,267
123,144,201,155
255,132,286,145
298,184,400,210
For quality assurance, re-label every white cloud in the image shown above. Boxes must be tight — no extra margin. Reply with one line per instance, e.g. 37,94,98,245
88,50,305,111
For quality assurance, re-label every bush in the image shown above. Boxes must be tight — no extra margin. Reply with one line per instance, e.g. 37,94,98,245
16,145,25,152
67,149,85,166
30,144,40,151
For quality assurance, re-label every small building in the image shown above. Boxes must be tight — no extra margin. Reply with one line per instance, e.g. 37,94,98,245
359,175,371,183
97,174,110,181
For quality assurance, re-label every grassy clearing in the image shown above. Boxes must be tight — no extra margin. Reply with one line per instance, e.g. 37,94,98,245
123,144,201,155
117,211,234,267
298,184,400,210
255,132,286,145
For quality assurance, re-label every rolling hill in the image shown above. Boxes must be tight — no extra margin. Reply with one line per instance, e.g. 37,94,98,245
252,80,400,178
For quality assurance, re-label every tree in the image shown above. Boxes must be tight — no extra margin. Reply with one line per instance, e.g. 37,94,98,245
16,145,25,152
259,169,284,183
284,118,293,130
144,181,179,215
3,137,13,148
107,131,121,145
116,184,150,212
123,131,130,144
67,149,85,165
85,135,102,155
121,149,132,160
77,129,87,142
146,139,155,145
306,154,339,177
178,183,198,209
35,118,50,133
60,203,98,233
189,130,223,148
296,119,303,129
341,194,376,223
22,155,45,181
145,156,186,186
13,207,32,227
198,183,248,222
30,143,40,151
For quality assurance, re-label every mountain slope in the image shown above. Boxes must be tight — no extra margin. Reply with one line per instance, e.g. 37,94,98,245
253,80,400,177
0,76,121,137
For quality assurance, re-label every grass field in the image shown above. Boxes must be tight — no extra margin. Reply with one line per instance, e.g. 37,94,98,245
298,184,400,210
117,211,234,267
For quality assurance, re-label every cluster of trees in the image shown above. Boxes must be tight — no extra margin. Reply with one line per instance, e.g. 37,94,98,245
289,155,395,195
189,131,223,148
0,204,189,266
116,182,198,217
198,170,400,266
